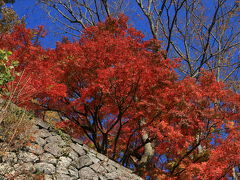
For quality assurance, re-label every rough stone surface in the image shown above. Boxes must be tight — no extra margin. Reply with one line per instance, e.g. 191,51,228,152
44,174,53,180
26,143,44,155
34,128,52,138
78,167,98,179
54,174,73,180
90,163,107,173
44,142,64,157
70,143,86,156
68,149,79,160
76,154,93,169
0,163,13,174
32,136,46,146
58,156,72,168
35,162,56,174
40,153,57,165
18,151,39,163
2,152,17,164
45,135,66,146
35,118,51,129
15,162,35,173
0,119,143,180
68,166,79,178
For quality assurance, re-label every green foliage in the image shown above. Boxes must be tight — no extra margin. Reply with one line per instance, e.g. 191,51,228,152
0,49,19,92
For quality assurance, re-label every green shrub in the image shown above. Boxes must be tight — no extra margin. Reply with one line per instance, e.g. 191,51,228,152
0,49,19,92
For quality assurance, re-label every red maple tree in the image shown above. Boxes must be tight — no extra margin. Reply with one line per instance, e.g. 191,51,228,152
0,15,239,179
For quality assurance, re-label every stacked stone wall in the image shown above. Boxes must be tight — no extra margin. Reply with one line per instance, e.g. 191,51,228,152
0,118,142,180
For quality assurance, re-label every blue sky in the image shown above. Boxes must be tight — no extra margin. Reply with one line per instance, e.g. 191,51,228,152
8,1,65,48
8,1,152,48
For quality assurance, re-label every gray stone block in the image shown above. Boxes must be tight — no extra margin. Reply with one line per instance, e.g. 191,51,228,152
78,167,98,179
73,154,93,169
26,143,44,155
56,156,72,174
71,138,83,144
34,128,52,138
68,149,79,160
34,162,55,174
18,151,39,162
90,163,107,173
40,153,57,164
46,135,66,146
33,136,46,146
44,143,63,157
0,163,13,175
70,143,86,156
35,118,51,129
14,162,35,173
2,152,17,164
54,174,74,180
44,174,54,180
68,165,79,178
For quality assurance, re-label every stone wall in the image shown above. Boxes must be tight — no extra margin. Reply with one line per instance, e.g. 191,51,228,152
0,118,143,180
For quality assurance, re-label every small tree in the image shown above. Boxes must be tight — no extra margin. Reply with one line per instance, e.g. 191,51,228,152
0,0,23,33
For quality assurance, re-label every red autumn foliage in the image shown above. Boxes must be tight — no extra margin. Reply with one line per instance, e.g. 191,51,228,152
0,15,239,179
0,25,66,106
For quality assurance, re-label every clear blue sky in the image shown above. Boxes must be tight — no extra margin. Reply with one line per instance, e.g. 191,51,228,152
8,1,66,48
8,0,152,49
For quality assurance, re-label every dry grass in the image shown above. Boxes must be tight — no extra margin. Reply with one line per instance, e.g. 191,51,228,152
0,67,37,154
0,97,34,154
0,95,45,180
0,72,35,154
